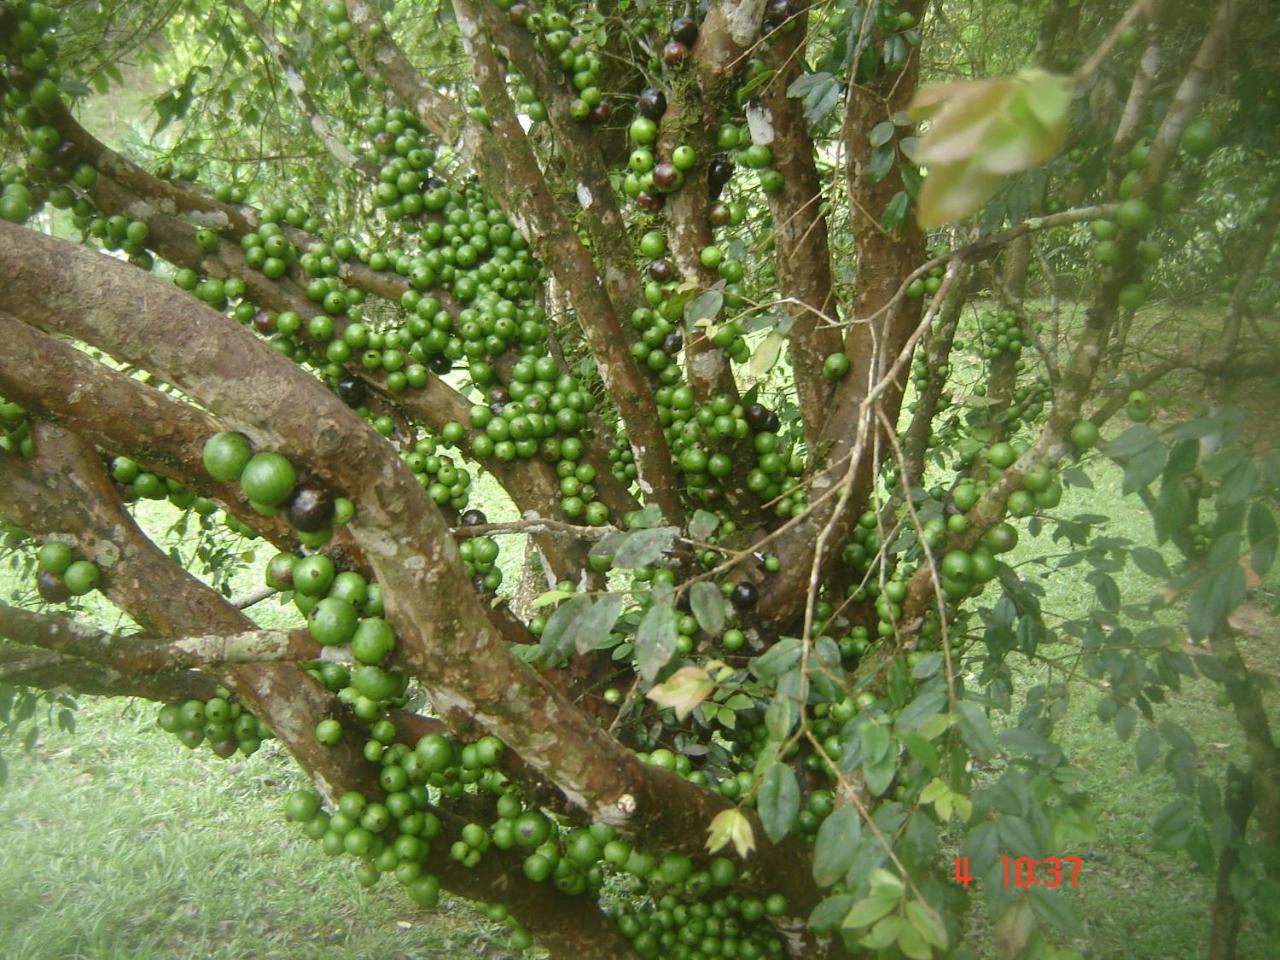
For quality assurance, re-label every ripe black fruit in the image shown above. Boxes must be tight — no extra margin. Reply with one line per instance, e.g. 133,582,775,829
730,581,758,609
649,259,674,282
661,333,683,355
588,102,612,124
460,509,488,526
36,569,70,603
636,87,667,120
708,201,731,226
744,403,770,430
763,0,790,28
708,156,733,199
335,374,367,406
671,16,699,46
286,485,336,532
662,40,689,65
636,191,665,211
652,162,679,190
429,354,453,374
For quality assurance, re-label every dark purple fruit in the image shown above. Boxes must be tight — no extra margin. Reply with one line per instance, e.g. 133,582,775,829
286,485,336,532
708,155,733,199
708,202,731,226
671,16,699,46
636,191,665,211
335,374,367,406
588,102,613,124
764,410,780,432
652,162,679,190
729,581,758,609
661,332,684,355
636,87,667,120
744,403,770,430
649,259,674,282
429,354,453,374
662,40,689,65
253,309,275,334
459,509,488,526
36,569,71,603
487,386,510,405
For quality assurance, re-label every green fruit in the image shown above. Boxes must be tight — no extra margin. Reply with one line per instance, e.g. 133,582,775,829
986,441,1016,469
202,431,254,482
1115,198,1152,232
285,789,322,822
308,597,359,646
293,554,335,596
37,541,74,575
351,616,397,664
1180,118,1217,158
1070,420,1100,450
822,353,850,379
63,559,100,596
239,452,296,506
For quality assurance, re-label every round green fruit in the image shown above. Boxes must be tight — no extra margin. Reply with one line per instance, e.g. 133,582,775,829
239,452,296,506
202,431,253,482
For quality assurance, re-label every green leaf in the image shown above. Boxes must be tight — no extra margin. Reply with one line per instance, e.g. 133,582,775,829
859,914,903,950
813,805,862,886
1247,502,1277,576
690,581,726,638
765,690,797,740
906,901,947,957
864,751,896,797
903,732,940,774
685,289,724,327
1028,885,1084,937
843,895,898,929
751,637,802,680
1136,727,1167,773
747,330,786,377
860,722,892,763
636,598,677,681
870,120,896,147
612,527,679,567
757,762,801,843
956,701,999,760
689,509,720,542
881,190,911,231
810,894,854,933
1130,547,1171,580
537,595,591,665
899,904,941,956
1105,424,1162,459
867,142,896,183
573,595,625,653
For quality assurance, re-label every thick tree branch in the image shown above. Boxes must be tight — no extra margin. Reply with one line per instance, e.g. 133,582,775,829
450,2,683,523
0,640,218,701
762,13,842,447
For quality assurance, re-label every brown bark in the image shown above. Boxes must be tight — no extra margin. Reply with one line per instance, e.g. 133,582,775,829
762,13,842,447
751,7,927,626
0,642,218,701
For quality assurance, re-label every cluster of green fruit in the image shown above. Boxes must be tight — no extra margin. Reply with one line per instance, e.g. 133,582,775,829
0,396,31,457
970,307,1032,361
156,689,271,757
284,780,445,908
402,435,477,515
905,263,947,300
34,540,99,603
609,886,788,960
521,7,609,124
203,431,351,546
110,455,217,513
362,111,442,220
1,3,100,228
318,2,369,90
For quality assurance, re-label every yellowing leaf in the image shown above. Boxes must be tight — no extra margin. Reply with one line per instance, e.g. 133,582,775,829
917,160,1001,229
645,665,715,720
909,69,1074,228
706,808,757,859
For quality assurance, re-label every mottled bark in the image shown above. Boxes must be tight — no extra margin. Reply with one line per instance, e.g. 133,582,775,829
762,13,842,447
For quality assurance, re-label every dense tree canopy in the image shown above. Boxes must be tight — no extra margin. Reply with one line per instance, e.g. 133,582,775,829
1,0,1279,957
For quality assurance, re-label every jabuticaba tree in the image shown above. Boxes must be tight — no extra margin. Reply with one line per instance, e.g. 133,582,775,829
2,0,1279,957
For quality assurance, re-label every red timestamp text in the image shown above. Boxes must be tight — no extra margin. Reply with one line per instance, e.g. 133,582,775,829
951,854,1082,889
